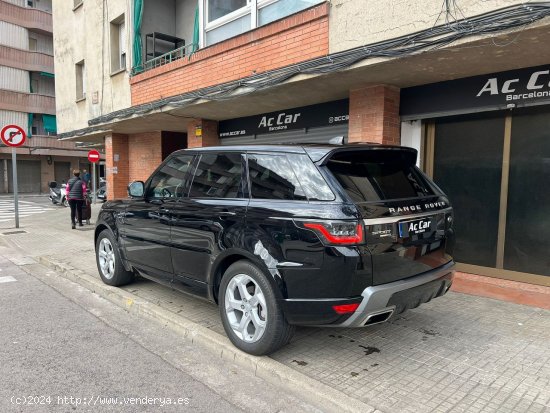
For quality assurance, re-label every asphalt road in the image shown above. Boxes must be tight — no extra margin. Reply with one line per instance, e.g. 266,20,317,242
0,254,321,413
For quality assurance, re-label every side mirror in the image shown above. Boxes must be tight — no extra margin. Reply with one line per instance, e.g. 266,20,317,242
128,181,145,198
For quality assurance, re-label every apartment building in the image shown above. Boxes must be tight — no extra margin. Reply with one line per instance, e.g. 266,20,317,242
53,0,550,290
0,0,90,193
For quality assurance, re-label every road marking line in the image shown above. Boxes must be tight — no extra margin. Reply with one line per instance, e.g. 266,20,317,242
0,276,17,283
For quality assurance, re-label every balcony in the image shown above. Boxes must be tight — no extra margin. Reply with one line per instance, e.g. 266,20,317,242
131,3,329,106
0,44,53,73
0,0,52,34
0,89,55,115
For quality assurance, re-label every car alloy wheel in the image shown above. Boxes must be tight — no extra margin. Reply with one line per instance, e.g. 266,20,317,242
224,273,267,343
98,237,115,280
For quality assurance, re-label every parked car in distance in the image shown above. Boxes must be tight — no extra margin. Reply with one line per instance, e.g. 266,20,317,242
94,144,455,355
96,181,107,202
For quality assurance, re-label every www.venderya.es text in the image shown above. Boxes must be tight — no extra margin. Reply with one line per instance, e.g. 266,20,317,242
11,395,190,407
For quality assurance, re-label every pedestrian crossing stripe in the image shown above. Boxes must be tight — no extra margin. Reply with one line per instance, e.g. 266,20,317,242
0,276,17,283
0,200,53,223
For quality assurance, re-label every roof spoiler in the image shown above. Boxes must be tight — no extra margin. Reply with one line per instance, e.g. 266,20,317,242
312,146,418,165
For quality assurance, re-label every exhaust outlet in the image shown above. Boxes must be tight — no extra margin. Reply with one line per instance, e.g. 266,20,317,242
363,309,394,326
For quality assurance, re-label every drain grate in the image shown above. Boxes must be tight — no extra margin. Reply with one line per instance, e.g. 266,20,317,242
1,230,28,235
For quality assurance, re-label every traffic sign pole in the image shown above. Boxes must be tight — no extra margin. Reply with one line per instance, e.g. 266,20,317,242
87,150,100,204
92,162,97,204
2,124,26,229
12,148,19,228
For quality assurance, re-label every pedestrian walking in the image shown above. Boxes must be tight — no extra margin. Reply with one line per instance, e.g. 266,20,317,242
66,169,87,229
82,169,91,186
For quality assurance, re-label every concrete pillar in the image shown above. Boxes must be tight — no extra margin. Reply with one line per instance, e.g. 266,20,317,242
187,119,219,149
348,85,401,145
105,133,129,200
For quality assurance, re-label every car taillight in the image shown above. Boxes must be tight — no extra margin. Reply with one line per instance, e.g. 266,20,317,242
332,303,360,314
303,221,364,245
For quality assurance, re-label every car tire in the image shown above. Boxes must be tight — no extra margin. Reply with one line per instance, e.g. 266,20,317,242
95,229,134,286
219,260,295,356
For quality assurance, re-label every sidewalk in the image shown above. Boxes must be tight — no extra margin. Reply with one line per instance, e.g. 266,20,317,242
1,208,550,413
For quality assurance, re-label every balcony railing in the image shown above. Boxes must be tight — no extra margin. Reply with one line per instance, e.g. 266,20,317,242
0,0,53,33
132,43,197,76
27,135,80,151
0,89,55,115
0,45,54,73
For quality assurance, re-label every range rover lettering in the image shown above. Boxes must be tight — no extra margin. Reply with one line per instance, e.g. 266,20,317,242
94,144,455,355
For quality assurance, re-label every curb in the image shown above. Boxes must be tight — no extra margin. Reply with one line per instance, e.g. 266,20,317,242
38,255,380,413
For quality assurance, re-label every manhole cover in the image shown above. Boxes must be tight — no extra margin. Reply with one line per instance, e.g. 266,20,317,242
1,230,28,235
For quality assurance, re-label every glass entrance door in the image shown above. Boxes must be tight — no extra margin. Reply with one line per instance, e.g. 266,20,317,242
429,108,550,285
432,114,505,268
504,108,550,276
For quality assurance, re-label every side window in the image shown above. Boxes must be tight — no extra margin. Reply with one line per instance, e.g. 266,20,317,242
286,154,335,201
147,155,194,199
189,153,243,198
248,154,306,200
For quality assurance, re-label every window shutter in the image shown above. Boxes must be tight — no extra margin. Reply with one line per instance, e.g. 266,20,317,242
82,63,86,96
120,21,126,54
120,20,126,69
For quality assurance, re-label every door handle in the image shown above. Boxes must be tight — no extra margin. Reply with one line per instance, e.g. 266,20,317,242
219,211,236,217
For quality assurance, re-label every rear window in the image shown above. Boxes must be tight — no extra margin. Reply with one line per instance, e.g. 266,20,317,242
326,150,434,202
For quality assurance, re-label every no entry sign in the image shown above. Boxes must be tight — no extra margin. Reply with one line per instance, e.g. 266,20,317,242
1,124,26,147
88,150,100,163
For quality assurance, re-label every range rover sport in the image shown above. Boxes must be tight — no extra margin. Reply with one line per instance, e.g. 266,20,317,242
94,144,455,355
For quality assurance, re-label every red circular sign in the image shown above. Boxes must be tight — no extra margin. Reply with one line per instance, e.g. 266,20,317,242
1,124,26,147
88,150,101,163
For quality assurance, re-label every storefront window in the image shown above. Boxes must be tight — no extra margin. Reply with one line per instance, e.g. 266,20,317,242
433,115,505,267
504,108,550,276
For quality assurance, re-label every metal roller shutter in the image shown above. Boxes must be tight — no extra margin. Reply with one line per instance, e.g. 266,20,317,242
54,162,71,184
0,160,6,193
221,124,348,146
7,160,41,193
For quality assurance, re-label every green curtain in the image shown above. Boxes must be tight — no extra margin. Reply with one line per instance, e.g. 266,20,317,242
132,0,144,73
27,113,34,137
191,3,199,54
42,114,57,134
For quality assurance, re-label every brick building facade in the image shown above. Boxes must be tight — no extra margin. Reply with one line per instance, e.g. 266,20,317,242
53,0,550,300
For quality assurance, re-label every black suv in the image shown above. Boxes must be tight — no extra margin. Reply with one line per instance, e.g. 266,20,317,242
94,144,455,355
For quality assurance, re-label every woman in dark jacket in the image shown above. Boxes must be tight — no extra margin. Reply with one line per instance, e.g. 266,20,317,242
66,169,87,229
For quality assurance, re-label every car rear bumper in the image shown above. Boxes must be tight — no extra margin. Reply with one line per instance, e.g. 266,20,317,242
336,260,455,327
281,261,455,327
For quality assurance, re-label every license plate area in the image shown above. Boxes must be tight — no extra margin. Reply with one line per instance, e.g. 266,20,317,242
398,217,434,238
